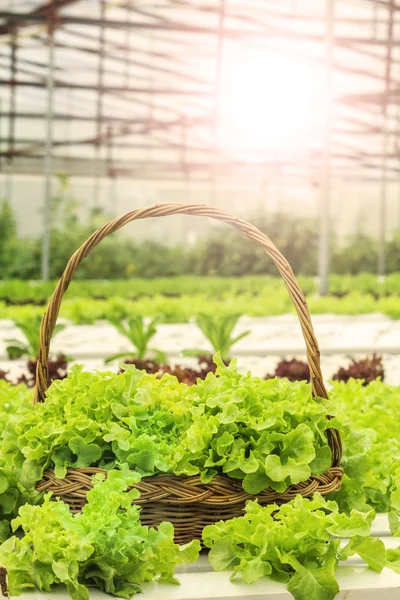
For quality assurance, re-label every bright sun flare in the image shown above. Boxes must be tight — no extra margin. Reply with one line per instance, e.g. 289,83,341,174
216,51,325,155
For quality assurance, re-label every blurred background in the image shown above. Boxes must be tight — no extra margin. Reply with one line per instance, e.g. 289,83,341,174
0,0,399,288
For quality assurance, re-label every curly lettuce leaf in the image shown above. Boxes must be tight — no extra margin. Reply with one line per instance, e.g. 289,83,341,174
328,379,400,517
204,493,385,600
1,358,336,494
0,466,200,599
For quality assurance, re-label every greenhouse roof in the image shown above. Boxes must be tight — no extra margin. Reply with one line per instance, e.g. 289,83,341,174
0,0,399,184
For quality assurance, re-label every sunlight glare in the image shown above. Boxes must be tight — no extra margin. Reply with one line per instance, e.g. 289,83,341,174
216,51,325,155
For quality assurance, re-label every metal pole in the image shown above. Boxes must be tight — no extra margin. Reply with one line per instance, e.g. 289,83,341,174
6,23,17,203
372,2,378,40
41,11,55,281
213,0,225,139
378,0,395,279
124,0,131,87
318,0,334,296
93,0,106,207
0,99,2,176
397,44,400,229
147,30,154,164
210,0,225,206
106,125,117,216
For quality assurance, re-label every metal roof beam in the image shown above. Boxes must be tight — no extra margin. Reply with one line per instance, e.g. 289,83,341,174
0,79,210,94
2,13,400,44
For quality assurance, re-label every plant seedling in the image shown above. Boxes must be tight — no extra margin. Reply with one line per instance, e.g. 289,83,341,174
183,313,250,362
6,316,66,360
105,315,167,364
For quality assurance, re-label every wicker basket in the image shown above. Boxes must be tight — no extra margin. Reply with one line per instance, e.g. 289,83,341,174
34,203,343,545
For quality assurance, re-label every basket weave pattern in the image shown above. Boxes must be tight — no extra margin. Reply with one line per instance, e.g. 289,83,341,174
34,203,343,544
37,468,344,545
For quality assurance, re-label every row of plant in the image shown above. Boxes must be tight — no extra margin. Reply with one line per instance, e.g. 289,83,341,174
0,467,391,600
2,176,400,280
2,289,400,325
3,273,400,306
0,275,302,305
0,191,319,279
0,358,399,600
0,314,386,388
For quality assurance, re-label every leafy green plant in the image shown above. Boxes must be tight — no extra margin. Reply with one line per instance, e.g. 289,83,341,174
2,275,400,323
1,357,335,493
0,381,37,542
183,313,250,361
0,468,36,545
105,315,167,364
328,379,400,516
0,199,17,277
5,316,65,360
0,466,200,599
203,493,386,600
0,380,30,429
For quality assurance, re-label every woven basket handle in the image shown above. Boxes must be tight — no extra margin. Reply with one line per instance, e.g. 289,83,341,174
34,203,327,404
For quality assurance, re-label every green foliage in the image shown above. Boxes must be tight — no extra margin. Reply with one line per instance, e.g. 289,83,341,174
331,233,378,275
1,357,335,493
0,199,17,276
43,291,400,324
203,493,384,600
190,211,318,276
328,379,400,517
0,382,36,541
0,199,16,243
0,275,304,304
0,467,37,545
329,273,382,297
386,234,400,273
183,313,250,361
2,274,400,324
129,241,192,278
105,315,167,363
4,179,400,282
0,467,200,599
2,354,400,600
5,316,66,360
0,379,31,423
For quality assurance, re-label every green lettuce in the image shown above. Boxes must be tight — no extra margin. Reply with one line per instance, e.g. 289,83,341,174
1,356,335,493
328,379,400,517
0,466,200,599
0,379,31,429
0,381,36,542
203,493,385,600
